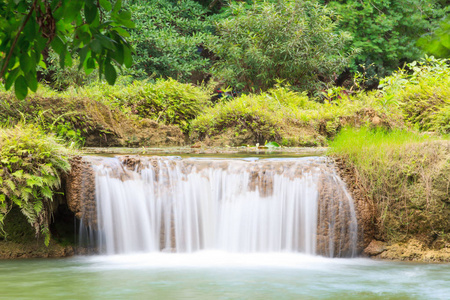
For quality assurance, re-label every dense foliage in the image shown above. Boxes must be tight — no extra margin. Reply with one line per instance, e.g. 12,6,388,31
378,57,450,134
126,0,214,82
419,17,450,59
0,125,71,245
208,0,351,92
329,0,449,81
191,85,393,146
0,0,134,99
80,78,211,132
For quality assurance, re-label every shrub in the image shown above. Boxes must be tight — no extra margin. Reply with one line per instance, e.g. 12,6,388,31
0,125,71,245
378,57,450,133
207,0,351,92
0,82,187,147
418,16,450,59
80,78,211,132
191,85,394,146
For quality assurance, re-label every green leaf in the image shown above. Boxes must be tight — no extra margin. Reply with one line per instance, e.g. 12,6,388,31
112,0,122,14
14,75,28,100
63,0,83,23
117,18,135,29
123,44,133,68
34,201,43,214
51,36,65,55
90,39,102,54
41,186,53,200
12,170,23,178
95,34,115,50
118,10,132,21
112,43,124,64
441,34,450,49
25,72,38,92
19,53,32,73
5,68,20,91
99,0,112,11
104,61,117,85
84,3,98,24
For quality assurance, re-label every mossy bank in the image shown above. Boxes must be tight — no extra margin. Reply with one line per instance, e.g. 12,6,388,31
331,128,450,262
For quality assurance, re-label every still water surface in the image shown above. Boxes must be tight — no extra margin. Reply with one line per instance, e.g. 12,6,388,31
1,252,449,300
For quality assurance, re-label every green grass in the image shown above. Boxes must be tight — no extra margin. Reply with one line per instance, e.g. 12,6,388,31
328,127,433,161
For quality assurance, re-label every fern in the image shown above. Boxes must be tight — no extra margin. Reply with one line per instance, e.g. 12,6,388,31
0,124,72,245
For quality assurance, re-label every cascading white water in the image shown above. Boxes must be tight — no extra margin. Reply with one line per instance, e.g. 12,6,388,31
83,156,358,257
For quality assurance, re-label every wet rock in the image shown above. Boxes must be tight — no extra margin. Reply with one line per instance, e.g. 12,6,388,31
316,164,359,257
65,156,97,227
377,239,450,262
363,240,387,256
332,158,376,253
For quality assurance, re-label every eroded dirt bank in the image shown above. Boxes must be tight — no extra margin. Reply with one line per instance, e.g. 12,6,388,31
334,141,450,263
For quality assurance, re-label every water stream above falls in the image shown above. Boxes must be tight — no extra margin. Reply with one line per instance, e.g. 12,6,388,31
78,156,358,257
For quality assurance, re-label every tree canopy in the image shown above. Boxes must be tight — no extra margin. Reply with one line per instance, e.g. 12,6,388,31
0,0,135,99
207,0,352,92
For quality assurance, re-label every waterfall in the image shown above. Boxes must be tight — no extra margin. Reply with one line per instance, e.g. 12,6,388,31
80,156,358,257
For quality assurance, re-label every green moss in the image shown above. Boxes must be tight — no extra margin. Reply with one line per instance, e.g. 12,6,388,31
2,207,35,244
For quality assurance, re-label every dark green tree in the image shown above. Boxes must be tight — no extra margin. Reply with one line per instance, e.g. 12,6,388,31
207,0,352,92
126,0,215,82
0,0,135,99
329,0,449,81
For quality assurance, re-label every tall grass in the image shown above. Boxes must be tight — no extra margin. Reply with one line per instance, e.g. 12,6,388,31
328,127,433,163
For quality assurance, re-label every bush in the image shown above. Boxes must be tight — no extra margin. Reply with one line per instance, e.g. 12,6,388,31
191,85,394,146
207,0,351,92
0,125,71,245
192,87,311,144
378,57,450,133
80,78,211,132
418,16,450,58
0,81,187,147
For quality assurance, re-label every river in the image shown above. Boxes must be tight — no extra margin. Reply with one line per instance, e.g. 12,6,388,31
1,252,448,299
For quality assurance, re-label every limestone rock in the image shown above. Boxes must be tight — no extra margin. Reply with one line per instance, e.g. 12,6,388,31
363,240,387,256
